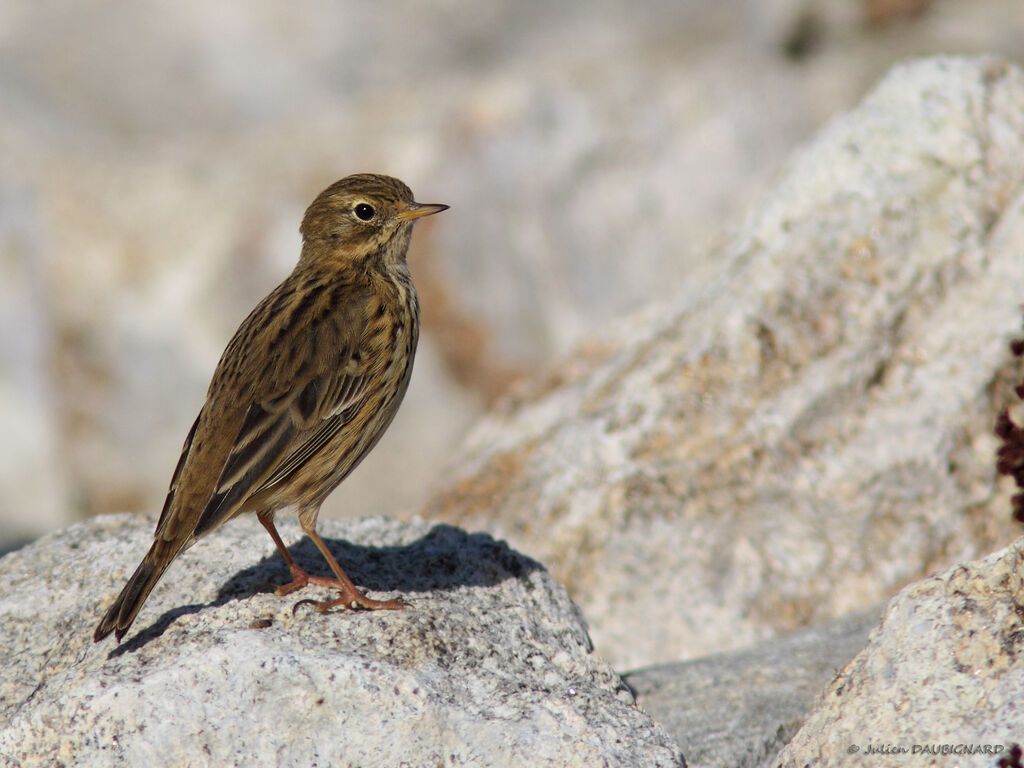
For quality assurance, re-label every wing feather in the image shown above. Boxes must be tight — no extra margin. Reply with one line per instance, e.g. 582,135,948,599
253,371,368,492
190,363,368,537
193,407,297,536
163,275,373,542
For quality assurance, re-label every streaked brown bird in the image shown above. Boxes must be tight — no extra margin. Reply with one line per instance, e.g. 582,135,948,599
94,173,447,643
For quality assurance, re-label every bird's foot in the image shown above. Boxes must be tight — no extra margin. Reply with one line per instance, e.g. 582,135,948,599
272,563,344,596
314,590,407,613
276,563,406,612
290,593,406,616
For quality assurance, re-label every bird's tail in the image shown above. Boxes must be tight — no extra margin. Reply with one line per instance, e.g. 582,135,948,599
93,543,176,643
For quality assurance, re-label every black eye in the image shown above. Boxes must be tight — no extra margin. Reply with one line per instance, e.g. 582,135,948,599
354,203,375,221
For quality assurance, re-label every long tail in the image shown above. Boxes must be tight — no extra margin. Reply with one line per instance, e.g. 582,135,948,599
93,543,177,643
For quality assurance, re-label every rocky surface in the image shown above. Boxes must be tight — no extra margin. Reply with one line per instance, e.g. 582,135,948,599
0,513,683,767
427,56,1024,669
3,0,1024,547
626,607,881,768
775,541,1024,767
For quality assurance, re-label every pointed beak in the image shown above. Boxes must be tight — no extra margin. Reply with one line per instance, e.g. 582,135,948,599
396,201,449,221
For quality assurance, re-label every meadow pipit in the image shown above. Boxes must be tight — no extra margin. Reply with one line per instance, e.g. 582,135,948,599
94,174,447,643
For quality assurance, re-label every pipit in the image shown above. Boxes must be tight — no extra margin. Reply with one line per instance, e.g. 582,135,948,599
94,174,447,643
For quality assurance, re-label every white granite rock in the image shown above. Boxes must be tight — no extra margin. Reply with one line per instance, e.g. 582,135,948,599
427,56,1024,669
775,540,1024,767
0,514,683,768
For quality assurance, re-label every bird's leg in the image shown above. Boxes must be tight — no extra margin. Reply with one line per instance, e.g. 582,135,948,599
256,509,343,596
297,506,405,612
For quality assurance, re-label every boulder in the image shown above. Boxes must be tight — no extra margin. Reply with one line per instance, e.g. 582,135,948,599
775,540,1024,766
426,56,1024,669
0,514,683,767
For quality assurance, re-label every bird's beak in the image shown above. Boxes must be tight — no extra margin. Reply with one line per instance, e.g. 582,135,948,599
397,202,449,221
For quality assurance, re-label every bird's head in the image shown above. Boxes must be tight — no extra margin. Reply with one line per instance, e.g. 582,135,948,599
299,173,448,269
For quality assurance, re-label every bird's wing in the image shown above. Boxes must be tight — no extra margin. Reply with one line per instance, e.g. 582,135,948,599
187,309,372,540
253,370,369,493
142,271,373,544
190,361,369,537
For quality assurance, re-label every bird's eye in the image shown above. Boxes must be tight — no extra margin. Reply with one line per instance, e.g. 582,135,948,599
354,203,376,221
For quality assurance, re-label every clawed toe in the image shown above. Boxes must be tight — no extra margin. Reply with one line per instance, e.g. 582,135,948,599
261,528,405,615
273,578,308,597
272,564,312,596
314,593,407,613
282,579,407,615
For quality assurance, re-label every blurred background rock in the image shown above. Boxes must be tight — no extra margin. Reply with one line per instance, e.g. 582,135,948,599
1,0,1022,549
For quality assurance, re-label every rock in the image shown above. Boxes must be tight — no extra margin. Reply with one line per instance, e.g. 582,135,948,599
626,607,881,768
426,56,1024,669
0,514,683,767
775,541,1024,767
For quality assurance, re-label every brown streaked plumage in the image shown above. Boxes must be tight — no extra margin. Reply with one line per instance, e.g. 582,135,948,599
94,173,447,643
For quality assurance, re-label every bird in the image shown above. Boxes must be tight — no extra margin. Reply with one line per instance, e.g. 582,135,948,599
94,173,448,643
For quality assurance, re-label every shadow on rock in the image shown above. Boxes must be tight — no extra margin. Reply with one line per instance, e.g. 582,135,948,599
109,523,542,656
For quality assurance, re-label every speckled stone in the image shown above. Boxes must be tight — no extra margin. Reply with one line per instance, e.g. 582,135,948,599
0,514,683,768
776,540,1024,767
426,56,1024,669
